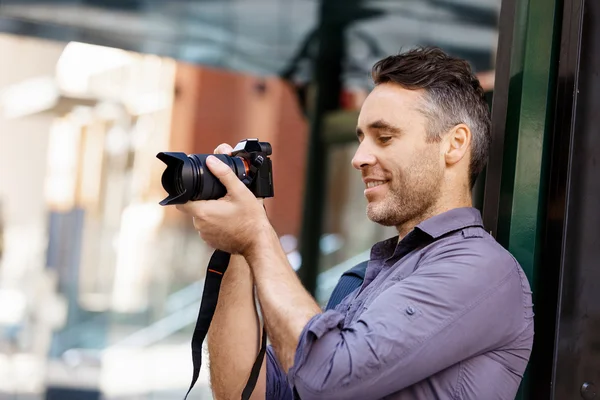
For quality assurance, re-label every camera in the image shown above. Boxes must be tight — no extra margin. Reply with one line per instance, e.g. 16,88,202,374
156,139,274,206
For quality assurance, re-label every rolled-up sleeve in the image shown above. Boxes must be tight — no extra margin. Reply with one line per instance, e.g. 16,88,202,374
289,310,345,377
286,241,529,400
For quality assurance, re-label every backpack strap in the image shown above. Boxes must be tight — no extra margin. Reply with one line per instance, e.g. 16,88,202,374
325,260,369,311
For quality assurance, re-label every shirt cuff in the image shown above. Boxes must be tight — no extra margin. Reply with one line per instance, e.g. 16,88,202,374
287,310,345,387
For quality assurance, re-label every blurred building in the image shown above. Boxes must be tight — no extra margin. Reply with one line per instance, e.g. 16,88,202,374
0,33,312,399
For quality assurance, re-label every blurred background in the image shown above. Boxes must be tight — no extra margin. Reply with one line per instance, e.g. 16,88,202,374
0,0,502,398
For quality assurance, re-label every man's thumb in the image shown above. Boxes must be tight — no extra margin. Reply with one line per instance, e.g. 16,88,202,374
206,155,243,194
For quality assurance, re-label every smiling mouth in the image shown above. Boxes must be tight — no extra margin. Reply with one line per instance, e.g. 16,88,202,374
366,180,387,189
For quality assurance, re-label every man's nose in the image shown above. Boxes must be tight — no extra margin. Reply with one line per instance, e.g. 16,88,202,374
351,143,377,170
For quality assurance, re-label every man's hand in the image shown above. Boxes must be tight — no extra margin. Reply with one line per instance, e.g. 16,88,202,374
176,143,270,255
178,142,321,380
211,143,265,207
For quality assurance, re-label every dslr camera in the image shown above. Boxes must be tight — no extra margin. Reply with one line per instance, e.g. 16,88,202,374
156,139,274,206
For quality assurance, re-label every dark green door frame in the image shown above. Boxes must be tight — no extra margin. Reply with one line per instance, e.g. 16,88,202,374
482,0,564,398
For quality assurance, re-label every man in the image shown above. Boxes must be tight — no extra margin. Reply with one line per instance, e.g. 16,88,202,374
177,47,534,399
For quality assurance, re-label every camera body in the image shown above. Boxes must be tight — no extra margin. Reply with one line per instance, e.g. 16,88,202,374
156,139,274,206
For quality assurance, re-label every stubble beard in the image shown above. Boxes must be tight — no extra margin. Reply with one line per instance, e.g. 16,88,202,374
366,160,443,229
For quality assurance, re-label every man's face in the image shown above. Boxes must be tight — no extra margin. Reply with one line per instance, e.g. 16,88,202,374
352,83,444,228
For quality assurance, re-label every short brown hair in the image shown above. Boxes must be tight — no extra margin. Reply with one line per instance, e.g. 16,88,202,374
371,46,491,188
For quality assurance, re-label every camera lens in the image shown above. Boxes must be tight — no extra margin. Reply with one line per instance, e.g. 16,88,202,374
188,154,247,201
156,152,247,206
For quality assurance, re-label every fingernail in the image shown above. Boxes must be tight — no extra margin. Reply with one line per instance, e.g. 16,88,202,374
206,155,225,170
206,155,218,166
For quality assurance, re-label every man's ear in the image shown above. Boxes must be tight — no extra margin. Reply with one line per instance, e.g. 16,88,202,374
444,124,471,166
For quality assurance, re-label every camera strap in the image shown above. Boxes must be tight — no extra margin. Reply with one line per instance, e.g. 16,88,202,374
184,249,268,400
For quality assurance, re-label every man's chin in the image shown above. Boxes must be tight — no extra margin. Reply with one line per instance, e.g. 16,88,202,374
366,204,398,227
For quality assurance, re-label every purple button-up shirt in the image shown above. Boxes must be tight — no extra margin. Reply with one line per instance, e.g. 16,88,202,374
266,207,534,399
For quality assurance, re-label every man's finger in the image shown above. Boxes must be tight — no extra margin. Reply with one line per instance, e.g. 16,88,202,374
178,198,232,227
206,155,247,197
213,143,233,155
176,202,198,215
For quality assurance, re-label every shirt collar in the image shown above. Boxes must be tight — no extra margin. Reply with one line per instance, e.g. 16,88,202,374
415,207,484,239
369,207,485,260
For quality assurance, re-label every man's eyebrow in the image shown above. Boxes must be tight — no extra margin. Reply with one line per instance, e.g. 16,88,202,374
368,119,402,134
356,120,401,140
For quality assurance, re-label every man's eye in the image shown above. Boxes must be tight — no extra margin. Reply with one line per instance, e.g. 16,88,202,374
379,136,392,144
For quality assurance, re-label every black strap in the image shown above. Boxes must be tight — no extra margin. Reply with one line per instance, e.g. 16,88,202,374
242,324,267,399
184,249,267,400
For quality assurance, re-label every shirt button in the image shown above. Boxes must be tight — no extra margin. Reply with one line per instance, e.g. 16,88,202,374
406,306,416,315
